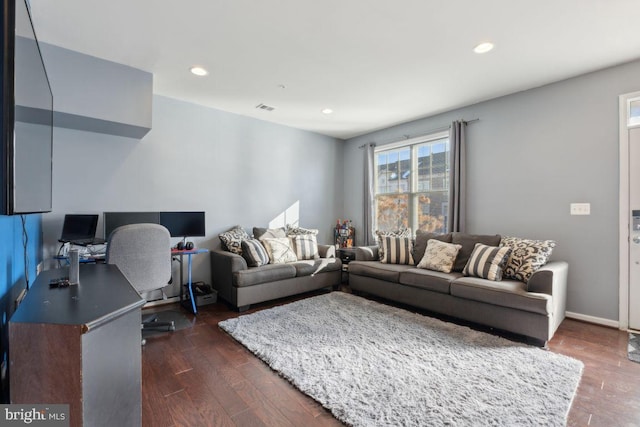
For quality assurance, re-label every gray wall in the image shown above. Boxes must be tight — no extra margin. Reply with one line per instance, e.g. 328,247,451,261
344,58,640,322
42,95,344,298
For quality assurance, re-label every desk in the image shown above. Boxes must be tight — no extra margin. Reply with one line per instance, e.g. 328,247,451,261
9,264,145,427
54,254,106,267
172,248,209,314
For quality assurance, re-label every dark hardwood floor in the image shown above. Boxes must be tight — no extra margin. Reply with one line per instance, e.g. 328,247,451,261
141,290,640,426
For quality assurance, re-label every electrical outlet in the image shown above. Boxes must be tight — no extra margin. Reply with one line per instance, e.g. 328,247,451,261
570,203,591,215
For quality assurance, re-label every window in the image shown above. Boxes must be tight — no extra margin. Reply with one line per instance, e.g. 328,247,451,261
374,132,450,233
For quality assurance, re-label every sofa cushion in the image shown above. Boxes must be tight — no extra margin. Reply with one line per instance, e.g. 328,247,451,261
375,228,412,261
241,239,270,267
450,277,551,315
451,233,502,272
380,236,414,265
234,263,297,287
290,234,319,260
398,268,461,294
291,258,342,276
412,231,452,267
347,260,413,283
254,227,286,240
417,239,462,273
462,243,512,281
500,236,556,283
261,237,298,264
219,226,251,255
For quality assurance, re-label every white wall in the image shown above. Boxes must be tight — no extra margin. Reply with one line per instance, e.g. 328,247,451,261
43,95,344,298
343,58,640,322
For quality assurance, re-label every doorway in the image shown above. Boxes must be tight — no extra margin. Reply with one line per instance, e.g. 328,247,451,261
619,91,640,331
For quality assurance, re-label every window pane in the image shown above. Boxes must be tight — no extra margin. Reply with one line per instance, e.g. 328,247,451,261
416,191,448,233
376,194,409,230
376,147,410,194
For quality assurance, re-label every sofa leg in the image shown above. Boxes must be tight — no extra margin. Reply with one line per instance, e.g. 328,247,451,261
237,305,250,313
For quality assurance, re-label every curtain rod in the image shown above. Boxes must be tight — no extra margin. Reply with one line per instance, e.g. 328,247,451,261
358,118,479,149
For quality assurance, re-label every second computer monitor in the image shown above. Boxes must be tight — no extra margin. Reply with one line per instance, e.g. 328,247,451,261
160,211,206,238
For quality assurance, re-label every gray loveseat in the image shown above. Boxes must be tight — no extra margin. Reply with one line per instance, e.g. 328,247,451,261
348,232,568,344
211,244,342,311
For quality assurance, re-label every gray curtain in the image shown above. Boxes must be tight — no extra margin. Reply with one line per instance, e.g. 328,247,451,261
448,121,466,233
363,143,376,245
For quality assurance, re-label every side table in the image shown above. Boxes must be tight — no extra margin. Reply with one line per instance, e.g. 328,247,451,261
337,247,357,285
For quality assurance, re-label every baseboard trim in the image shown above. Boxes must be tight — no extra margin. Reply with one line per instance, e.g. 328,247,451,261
565,311,620,328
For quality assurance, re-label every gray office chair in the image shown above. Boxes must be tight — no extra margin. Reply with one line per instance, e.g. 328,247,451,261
106,223,175,342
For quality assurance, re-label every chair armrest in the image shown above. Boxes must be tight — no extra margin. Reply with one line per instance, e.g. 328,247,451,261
318,244,336,258
356,246,379,261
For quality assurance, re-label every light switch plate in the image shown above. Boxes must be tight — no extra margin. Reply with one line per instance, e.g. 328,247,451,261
570,203,591,215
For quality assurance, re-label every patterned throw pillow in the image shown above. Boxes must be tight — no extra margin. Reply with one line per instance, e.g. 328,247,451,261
286,225,319,236
241,239,270,267
219,226,250,255
380,236,414,265
500,236,556,283
261,237,298,264
417,239,462,273
463,243,512,281
290,234,319,260
376,228,412,261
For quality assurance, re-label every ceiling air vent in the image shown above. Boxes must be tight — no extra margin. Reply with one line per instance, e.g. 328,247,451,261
255,103,275,112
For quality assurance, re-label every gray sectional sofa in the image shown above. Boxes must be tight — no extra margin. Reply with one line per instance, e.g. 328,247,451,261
211,244,342,311
348,232,568,344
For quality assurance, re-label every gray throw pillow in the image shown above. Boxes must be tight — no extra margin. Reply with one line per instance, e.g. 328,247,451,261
450,232,502,272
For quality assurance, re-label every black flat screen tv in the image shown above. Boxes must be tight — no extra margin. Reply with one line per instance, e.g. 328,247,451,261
1,0,53,215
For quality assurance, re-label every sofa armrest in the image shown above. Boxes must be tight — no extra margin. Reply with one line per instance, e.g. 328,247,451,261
210,250,247,303
527,261,568,295
318,244,336,258
356,245,379,261
527,261,568,335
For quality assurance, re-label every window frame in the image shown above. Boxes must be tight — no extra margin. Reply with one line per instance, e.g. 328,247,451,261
373,130,450,234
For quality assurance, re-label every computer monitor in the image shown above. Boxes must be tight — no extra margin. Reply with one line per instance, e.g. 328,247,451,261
159,211,206,238
103,211,161,238
59,214,99,243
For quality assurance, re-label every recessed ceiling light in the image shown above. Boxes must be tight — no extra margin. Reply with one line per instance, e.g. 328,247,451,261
190,66,208,76
473,42,494,54
321,108,333,115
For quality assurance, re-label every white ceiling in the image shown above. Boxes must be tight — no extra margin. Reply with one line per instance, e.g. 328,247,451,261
28,0,640,139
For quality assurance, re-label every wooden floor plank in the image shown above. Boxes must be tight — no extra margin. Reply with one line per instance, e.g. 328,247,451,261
142,292,640,426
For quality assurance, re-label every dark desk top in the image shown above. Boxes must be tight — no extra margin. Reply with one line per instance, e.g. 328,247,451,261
10,264,145,332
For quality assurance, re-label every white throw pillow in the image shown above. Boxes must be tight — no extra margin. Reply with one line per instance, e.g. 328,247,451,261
261,237,298,264
417,239,462,273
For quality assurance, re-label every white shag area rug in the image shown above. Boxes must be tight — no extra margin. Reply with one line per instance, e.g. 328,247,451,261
219,292,583,426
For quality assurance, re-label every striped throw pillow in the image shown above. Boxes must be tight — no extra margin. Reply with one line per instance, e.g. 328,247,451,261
376,228,412,261
463,243,512,281
241,239,270,267
380,236,414,265
291,234,319,260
